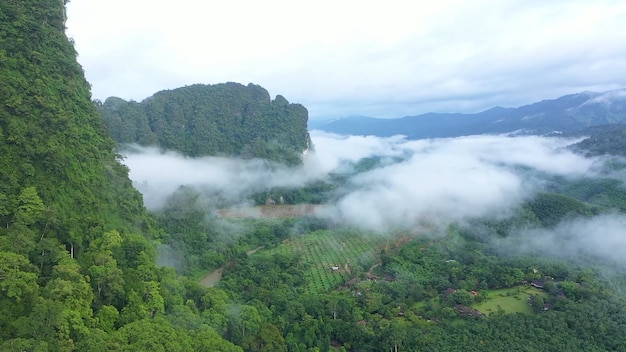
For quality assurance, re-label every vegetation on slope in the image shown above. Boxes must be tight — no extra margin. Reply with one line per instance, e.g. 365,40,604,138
4,1,626,351
147,177,626,350
0,1,239,350
98,83,311,165
567,123,626,157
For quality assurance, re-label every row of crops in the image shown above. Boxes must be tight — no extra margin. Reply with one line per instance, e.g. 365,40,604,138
261,230,385,293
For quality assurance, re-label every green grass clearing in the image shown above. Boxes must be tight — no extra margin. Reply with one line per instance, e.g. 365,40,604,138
473,286,548,316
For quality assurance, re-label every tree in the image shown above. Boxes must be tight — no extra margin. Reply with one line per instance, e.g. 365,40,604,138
0,251,39,303
529,295,545,313
192,327,243,352
111,318,193,351
0,251,40,339
95,305,119,332
26,256,95,348
98,83,310,166
13,187,45,226
83,230,125,306
228,305,262,343
242,323,287,352
446,289,474,306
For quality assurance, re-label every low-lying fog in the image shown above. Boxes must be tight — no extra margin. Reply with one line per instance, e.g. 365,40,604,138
121,131,626,265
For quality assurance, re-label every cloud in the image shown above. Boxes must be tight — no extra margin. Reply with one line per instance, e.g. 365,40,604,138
65,1,626,118
125,148,310,209
122,132,600,233
316,134,597,230
579,89,626,107
496,214,626,267
124,131,409,209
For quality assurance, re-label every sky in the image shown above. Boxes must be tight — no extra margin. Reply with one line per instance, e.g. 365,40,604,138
65,0,626,120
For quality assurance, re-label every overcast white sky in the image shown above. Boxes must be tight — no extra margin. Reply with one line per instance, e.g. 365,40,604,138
66,0,626,120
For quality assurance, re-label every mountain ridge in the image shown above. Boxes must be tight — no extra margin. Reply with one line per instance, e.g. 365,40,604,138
314,90,626,138
98,82,311,165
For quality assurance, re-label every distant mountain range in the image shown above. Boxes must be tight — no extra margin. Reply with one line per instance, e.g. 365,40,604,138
311,90,626,138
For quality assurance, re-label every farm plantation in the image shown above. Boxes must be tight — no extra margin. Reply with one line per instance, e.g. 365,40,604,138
148,177,626,351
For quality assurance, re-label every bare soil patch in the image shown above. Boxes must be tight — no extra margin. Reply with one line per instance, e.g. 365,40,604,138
198,246,264,287
216,204,322,218
198,268,223,287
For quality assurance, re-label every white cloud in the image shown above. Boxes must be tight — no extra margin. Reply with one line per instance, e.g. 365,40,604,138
316,134,596,230
65,0,626,118
499,214,626,266
580,89,626,107
122,132,600,233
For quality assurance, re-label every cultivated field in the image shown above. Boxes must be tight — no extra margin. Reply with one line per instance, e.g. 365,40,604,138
262,229,385,293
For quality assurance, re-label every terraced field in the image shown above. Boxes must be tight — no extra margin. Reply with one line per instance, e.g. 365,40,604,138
262,230,384,293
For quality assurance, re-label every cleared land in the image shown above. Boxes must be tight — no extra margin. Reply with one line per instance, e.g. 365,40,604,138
198,268,223,287
198,247,264,287
216,204,322,218
473,286,548,315
262,230,384,293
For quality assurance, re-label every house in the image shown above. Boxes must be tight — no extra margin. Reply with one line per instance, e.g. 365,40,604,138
530,278,547,289
531,277,562,290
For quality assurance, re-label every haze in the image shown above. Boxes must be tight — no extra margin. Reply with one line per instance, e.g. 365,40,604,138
124,132,597,227
122,131,626,269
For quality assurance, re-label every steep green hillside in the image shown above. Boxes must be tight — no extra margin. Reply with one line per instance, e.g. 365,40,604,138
99,83,311,165
0,1,240,350
0,0,150,252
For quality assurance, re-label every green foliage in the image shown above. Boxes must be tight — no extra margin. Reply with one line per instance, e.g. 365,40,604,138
251,180,337,205
0,0,155,256
152,186,330,276
0,251,39,304
0,2,237,350
212,222,626,351
219,229,382,295
527,192,595,227
547,176,626,212
568,124,626,157
4,2,626,351
98,83,311,166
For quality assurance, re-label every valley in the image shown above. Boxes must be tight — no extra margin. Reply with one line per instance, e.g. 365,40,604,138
2,1,626,350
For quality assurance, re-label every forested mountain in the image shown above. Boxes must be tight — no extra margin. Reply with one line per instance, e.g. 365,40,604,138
314,90,626,138
4,2,626,352
0,1,239,350
98,83,311,165
567,124,626,157
0,0,153,248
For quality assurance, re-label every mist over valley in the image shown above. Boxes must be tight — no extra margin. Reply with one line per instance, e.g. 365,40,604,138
121,128,626,268
5,1,626,348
